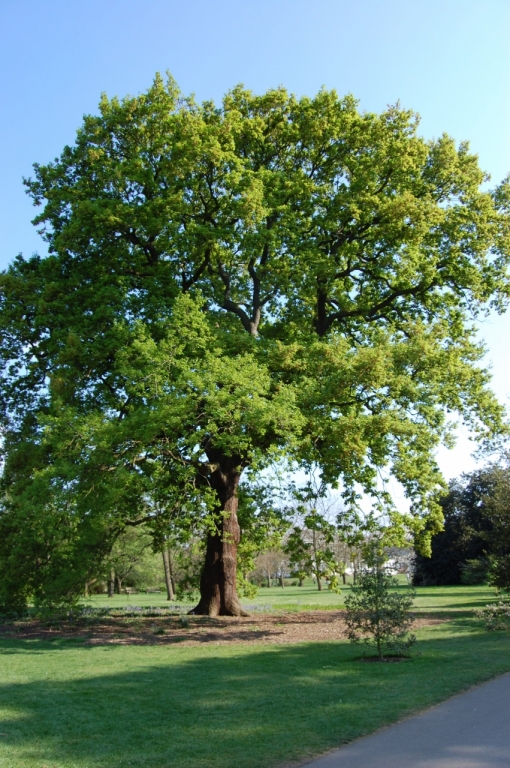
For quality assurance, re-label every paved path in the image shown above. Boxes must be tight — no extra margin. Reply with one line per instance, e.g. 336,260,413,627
301,671,510,768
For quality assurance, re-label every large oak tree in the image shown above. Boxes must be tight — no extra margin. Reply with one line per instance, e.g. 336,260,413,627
1,75,509,614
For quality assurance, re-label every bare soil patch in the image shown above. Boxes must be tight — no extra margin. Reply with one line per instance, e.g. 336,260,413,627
0,611,447,647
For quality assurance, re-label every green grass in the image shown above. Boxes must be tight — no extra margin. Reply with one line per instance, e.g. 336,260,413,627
1,620,510,768
412,584,497,614
1,584,508,768
251,582,497,613
82,581,499,614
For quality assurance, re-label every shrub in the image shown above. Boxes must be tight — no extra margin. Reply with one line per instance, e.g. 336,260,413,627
476,601,510,631
345,549,416,660
488,555,510,592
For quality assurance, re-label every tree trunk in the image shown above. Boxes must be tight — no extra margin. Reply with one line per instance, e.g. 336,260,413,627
342,573,346,585
162,547,175,601
266,572,271,588
115,575,122,594
316,574,322,591
279,574,285,588
107,569,115,598
191,460,248,617
167,549,177,595
299,576,304,586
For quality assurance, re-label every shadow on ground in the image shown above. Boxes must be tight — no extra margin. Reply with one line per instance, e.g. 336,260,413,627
1,623,510,768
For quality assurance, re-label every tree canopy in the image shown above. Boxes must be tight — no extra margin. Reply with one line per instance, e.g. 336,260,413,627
413,469,495,586
414,461,510,587
1,74,509,613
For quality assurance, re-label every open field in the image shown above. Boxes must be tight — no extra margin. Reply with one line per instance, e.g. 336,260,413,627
1,586,508,768
1,620,510,768
82,582,499,614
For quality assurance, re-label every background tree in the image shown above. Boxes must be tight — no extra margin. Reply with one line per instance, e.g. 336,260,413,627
284,530,310,587
1,74,510,615
413,464,510,586
236,483,288,593
161,543,176,601
285,512,340,591
106,526,163,595
479,462,510,590
254,550,288,588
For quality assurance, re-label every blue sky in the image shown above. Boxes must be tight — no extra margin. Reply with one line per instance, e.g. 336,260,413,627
1,0,509,479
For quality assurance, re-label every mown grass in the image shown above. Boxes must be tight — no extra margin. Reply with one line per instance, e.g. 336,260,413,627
1,595,510,768
82,581,498,614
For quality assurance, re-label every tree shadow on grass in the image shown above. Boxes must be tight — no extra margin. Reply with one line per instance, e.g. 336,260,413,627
413,588,496,600
1,631,510,768
413,600,496,613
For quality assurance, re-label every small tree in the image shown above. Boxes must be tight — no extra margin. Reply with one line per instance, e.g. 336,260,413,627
344,546,416,660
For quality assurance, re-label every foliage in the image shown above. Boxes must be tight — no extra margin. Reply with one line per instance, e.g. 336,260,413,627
0,486,113,611
460,557,490,585
237,481,289,591
413,470,494,585
286,483,377,590
1,73,510,608
414,462,510,586
285,513,340,591
107,526,163,591
345,547,416,659
236,572,259,598
487,556,510,591
171,539,205,601
480,463,510,591
476,601,510,631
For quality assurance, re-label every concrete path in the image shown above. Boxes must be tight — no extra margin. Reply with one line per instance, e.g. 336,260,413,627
301,671,510,768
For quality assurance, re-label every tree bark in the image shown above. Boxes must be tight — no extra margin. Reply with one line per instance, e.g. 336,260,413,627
168,549,177,596
107,569,115,598
162,547,175,601
191,459,248,617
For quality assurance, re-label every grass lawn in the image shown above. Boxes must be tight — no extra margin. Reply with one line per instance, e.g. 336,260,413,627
1,587,508,768
82,581,499,614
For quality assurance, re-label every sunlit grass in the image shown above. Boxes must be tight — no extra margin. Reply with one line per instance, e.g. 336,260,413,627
82,580,499,615
1,586,509,768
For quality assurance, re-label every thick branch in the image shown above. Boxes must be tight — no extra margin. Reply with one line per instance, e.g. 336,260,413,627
123,228,160,266
316,279,439,336
182,246,212,292
218,262,259,336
